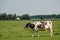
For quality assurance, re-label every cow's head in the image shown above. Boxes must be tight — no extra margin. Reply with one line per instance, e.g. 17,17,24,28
25,23,31,28
25,23,35,29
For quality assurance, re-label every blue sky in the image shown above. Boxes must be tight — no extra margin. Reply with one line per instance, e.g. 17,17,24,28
0,0,60,15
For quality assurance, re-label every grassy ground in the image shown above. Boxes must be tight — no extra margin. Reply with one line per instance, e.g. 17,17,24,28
0,20,60,40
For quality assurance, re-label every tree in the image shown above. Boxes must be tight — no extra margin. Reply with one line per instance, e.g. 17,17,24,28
3,13,7,20
0,13,17,20
8,14,13,20
13,14,16,20
51,14,56,18
56,14,60,18
0,14,1,20
40,17,44,20
0,13,4,20
21,14,31,20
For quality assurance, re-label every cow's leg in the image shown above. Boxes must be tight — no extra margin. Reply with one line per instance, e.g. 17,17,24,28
37,31,39,37
32,30,35,37
50,29,52,37
35,30,39,37
37,31,40,37
32,33,34,37
32,30,40,37
32,34,34,37
49,27,53,37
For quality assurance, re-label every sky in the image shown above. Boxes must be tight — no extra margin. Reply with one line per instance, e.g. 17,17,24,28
0,0,60,16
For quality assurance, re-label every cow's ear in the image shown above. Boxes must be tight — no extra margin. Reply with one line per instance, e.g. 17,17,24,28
45,22,47,25
41,22,43,23
49,22,51,24
41,21,44,23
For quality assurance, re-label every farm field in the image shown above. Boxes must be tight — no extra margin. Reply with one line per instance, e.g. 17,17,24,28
0,20,60,40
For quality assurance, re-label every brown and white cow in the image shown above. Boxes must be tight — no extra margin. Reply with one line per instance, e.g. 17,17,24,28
25,21,53,37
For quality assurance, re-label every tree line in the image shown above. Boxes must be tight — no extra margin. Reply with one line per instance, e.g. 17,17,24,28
0,13,60,20
31,14,60,20
0,13,31,20
0,13,16,20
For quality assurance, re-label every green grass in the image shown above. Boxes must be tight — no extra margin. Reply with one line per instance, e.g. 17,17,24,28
0,20,60,40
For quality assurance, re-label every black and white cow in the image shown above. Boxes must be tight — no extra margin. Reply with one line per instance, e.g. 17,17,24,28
25,21,53,37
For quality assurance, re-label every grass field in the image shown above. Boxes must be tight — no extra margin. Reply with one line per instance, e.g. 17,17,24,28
0,20,60,40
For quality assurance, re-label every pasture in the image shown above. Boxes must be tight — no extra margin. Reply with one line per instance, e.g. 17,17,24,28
0,20,60,40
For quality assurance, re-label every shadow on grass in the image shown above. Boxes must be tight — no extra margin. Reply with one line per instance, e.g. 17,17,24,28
54,32,60,35
17,35,48,37
0,34,2,37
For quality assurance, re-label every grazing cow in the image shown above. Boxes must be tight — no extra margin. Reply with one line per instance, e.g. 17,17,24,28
25,21,53,37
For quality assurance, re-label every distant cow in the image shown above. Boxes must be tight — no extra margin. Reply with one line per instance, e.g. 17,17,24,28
25,21,53,37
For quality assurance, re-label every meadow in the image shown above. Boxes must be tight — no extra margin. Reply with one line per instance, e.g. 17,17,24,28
0,20,60,40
